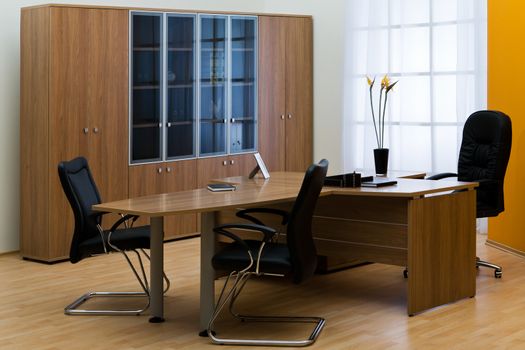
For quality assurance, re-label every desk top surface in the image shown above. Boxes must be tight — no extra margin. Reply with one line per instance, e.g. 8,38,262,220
93,172,477,217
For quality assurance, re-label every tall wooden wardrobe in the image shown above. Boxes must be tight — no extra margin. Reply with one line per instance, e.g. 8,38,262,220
20,4,313,262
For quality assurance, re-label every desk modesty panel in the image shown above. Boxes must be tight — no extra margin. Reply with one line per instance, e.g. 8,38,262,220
93,172,478,327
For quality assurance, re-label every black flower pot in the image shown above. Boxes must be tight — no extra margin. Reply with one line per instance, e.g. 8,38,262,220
374,148,389,175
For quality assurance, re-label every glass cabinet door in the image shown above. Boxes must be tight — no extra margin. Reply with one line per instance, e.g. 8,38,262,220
199,15,228,156
131,13,163,163
230,17,257,154
166,14,196,159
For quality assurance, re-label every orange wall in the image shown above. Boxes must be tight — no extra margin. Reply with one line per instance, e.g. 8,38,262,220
488,0,525,251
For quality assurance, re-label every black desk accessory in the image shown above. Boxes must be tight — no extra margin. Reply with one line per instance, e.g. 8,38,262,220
361,177,397,187
324,172,369,188
207,183,237,192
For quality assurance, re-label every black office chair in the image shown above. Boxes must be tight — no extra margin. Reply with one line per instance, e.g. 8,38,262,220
58,156,169,315
427,110,512,278
207,159,329,347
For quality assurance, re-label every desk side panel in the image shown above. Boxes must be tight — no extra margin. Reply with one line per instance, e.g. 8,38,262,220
408,190,476,315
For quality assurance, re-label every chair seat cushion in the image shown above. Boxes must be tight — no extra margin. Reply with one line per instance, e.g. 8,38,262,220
212,240,292,275
78,225,151,259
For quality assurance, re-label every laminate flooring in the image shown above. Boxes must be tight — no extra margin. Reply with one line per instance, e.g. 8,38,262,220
0,235,523,349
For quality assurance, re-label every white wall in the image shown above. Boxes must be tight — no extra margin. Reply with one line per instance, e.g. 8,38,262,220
1,0,347,253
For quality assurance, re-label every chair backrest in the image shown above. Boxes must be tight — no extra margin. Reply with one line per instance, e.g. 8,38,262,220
286,159,329,284
57,156,102,263
458,110,512,217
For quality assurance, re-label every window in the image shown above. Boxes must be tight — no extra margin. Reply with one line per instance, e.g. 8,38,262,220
343,0,487,173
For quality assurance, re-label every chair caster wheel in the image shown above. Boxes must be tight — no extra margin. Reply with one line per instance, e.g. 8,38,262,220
403,269,408,278
495,270,502,278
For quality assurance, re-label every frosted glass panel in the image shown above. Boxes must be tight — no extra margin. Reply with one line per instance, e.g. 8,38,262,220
435,126,459,173
391,0,429,25
390,76,430,123
433,25,457,72
433,75,457,122
391,27,430,73
433,0,458,22
362,29,389,73
390,126,432,171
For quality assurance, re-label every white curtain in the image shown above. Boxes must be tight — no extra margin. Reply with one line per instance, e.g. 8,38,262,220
343,0,487,174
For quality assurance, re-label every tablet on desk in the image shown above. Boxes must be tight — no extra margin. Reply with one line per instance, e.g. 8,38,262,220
207,183,237,192
361,177,398,187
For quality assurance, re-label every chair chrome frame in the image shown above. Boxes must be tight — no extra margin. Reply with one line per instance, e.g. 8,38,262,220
64,221,170,316
477,257,503,278
207,244,326,347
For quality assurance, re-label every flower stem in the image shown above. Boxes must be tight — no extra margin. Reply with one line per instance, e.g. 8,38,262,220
369,86,380,148
378,88,383,148
381,92,389,149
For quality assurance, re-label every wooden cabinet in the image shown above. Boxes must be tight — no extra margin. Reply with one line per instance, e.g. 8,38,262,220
129,160,198,240
20,5,312,262
197,154,256,188
21,6,129,261
258,16,313,172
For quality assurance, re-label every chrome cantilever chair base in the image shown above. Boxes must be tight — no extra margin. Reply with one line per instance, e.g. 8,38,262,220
207,271,325,347
477,257,503,278
65,249,170,316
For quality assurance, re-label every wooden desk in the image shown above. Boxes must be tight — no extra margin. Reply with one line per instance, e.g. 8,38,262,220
93,172,477,328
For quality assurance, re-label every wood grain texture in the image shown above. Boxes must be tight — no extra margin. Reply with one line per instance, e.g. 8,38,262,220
20,7,50,260
21,7,130,261
285,16,313,172
86,9,129,205
315,238,407,267
48,7,91,260
197,156,231,188
129,161,198,240
407,189,477,315
22,4,313,18
258,16,286,172
1,234,509,349
164,160,198,239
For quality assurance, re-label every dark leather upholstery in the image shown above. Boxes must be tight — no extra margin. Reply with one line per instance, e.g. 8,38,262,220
211,159,329,284
458,111,512,218
212,240,292,275
58,157,150,263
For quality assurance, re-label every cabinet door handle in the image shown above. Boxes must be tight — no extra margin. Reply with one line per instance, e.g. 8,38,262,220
166,167,172,173
287,113,292,119
231,118,236,123
158,123,163,128
83,127,89,134
157,168,162,174
230,160,235,165
93,127,99,134
166,122,172,128
280,114,285,120
222,160,227,166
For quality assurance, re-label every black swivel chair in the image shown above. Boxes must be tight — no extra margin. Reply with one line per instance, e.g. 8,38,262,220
427,110,512,278
58,156,169,315
207,159,329,347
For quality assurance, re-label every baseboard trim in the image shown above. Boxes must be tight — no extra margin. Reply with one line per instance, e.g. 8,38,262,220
0,250,19,257
486,239,525,259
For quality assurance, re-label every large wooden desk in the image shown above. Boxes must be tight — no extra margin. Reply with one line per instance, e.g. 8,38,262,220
93,172,477,328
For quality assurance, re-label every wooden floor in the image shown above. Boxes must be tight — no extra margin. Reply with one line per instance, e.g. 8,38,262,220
1,234,524,349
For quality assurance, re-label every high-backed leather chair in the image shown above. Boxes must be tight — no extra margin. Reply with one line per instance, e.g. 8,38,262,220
428,110,512,278
207,159,329,347
58,156,169,315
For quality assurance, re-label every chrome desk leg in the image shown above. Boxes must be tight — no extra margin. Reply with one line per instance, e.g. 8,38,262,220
200,211,217,335
149,216,164,323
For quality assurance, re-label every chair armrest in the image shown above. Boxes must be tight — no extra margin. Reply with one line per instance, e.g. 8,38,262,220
236,208,289,226
214,223,277,243
109,214,140,233
426,172,458,180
